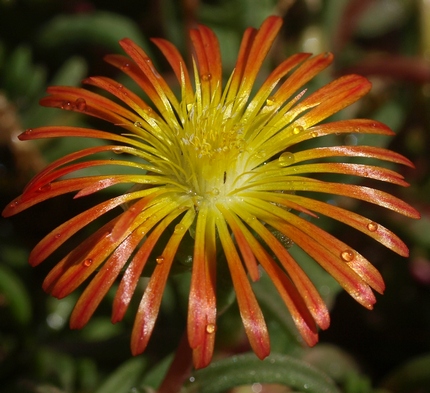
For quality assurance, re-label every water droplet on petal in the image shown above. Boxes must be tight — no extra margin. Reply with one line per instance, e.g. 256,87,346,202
266,97,275,106
134,121,142,128
54,233,61,239
211,188,220,196
279,152,295,166
121,62,130,70
293,125,304,135
83,258,93,267
9,200,19,208
206,323,216,334
75,98,87,111
38,183,52,192
145,58,161,78
246,215,256,224
61,101,73,110
156,256,164,264
340,249,354,262
174,224,185,234
201,73,212,81
310,131,318,138
112,147,123,154
23,128,33,136
367,221,378,232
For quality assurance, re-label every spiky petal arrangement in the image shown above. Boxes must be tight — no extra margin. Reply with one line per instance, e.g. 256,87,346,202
3,16,419,368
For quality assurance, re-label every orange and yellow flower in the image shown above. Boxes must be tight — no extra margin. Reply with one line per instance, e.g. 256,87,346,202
2,16,419,368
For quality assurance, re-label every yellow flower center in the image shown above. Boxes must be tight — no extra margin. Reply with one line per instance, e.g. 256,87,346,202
173,98,249,205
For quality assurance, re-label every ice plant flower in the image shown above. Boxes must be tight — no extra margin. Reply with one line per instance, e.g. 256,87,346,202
2,16,419,368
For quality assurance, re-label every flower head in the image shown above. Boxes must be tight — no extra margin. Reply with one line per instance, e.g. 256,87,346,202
3,16,419,368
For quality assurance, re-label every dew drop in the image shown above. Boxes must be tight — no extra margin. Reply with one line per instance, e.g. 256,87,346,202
201,73,212,81
145,58,161,78
9,200,19,208
23,128,33,136
211,187,220,196
134,121,142,128
340,249,354,262
246,215,256,224
293,125,304,135
75,98,87,111
38,183,52,192
279,152,295,166
367,221,378,232
83,258,93,267
61,101,73,110
310,131,318,138
266,97,275,106
206,323,216,334
255,149,266,159
112,147,123,154
54,233,61,239
121,62,130,70
156,256,165,264
174,224,185,234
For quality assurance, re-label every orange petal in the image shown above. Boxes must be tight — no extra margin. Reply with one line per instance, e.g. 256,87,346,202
243,198,377,308
236,16,283,101
188,205,217,368
289,74,372,129
131,209,195,355
29,191,155,266
112,200,183,322
230,201,329,331
218,205,260,282
151,37,194,102
70,226,145,329
283,193,410,257
215,208,270,360
293,144,414,167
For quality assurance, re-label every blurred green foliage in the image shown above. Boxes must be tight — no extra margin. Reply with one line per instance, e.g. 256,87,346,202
1,0,430,392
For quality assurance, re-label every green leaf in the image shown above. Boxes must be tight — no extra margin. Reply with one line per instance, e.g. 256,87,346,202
0,264,32,326
140,355,173,390
37,11,149,53
1,45,47,103
36,349,76,392
380,353,430,392
94,357,148,393
188,352,341,393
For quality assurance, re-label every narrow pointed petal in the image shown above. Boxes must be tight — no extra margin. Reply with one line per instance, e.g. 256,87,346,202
229,201,329,330
215,208,270,360
223,204,325,341
236,16,283,101
218,205,260,282
190,24,222,104
187,205,217,367
29,190,156,266
289,75,372,129
151,37,194,101
131,209,195,355
119,38,181,126
112,200,184,322
284,193,410,257
70,227,145,329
